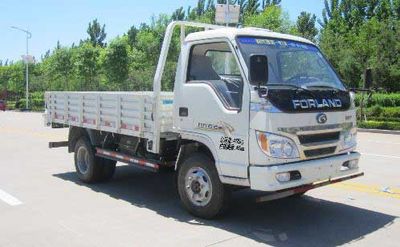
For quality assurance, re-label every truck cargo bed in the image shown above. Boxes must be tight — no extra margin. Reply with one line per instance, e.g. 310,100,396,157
45,91,174,139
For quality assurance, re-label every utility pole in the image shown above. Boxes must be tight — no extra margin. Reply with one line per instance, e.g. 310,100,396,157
11,26,32,110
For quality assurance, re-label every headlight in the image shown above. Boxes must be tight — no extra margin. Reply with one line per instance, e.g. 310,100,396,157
256,131,300,159
341,128,357,151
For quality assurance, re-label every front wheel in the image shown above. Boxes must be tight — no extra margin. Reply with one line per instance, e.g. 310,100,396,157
177,153,230,219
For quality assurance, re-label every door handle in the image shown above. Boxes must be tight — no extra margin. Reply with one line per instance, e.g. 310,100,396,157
179,107,188,117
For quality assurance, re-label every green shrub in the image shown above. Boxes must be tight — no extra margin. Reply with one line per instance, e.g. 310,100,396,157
360,106,400,120
15,98,44,111
5,101,16,110
367,117,400,122
355,93,400,107
381,107,400,118
368,105,383,116
32,98,44,107
358,121,400,130
15,99,27,109
31,91,44,100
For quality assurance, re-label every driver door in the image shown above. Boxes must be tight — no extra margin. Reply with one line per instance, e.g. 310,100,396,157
175,40,250,179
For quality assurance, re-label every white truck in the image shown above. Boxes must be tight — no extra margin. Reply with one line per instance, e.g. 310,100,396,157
45,21,363,219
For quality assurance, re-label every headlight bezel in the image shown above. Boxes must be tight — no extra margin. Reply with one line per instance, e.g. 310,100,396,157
256,131,300,159
349,91,356,110
341,128,357,151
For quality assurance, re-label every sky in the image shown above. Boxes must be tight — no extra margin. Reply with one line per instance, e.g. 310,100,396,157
0,0,324,62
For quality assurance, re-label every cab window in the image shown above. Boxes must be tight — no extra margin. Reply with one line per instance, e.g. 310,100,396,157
187,42,243,110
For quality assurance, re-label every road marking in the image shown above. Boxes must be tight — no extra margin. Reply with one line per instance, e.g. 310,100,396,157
332,182,400,200
0,189,23,206
360,152,400,159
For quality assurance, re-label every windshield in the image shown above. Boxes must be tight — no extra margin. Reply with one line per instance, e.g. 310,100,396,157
237,36,345,90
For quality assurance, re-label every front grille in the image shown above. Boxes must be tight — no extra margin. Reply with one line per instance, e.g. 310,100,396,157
298,132,340,145
304,147,337,158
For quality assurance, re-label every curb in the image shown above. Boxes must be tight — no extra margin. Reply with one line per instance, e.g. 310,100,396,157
358,128,400,135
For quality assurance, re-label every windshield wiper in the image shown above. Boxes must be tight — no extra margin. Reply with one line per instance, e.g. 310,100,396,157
266,83,318,98
306,85,342,92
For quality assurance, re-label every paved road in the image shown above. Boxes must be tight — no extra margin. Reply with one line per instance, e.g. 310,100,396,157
0,111,399,247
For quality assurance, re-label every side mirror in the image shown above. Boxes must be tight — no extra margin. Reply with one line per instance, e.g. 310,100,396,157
364,68,373,89
249,55,268,86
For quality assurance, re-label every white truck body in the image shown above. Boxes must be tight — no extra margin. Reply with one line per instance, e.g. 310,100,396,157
45,92,174,139
45,21,362,218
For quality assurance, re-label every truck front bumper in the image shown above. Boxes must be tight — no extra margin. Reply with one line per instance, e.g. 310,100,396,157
249,152,361,192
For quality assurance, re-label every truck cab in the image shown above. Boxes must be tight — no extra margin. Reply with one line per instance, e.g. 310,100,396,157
172,26,360,195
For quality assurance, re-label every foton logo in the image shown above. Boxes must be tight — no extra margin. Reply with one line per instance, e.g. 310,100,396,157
316,113,328,124
292,99,342,110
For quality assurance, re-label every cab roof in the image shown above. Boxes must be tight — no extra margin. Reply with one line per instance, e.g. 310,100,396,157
185,27,315,46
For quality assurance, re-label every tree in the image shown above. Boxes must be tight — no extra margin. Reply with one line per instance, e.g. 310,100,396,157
102,37,130,90
49,47,75,90
319,0,341,27
127,25,139,46
394,0,400,19
172,7,186,20
87,19,107,47
235,0,247,16
0,62,25,94
318,0,400,91
296,12,318,42
244,5,294,33
376,0,393,21
243,0,260,16
319,0,396,28
1,0,400,97
371,19,400,91
186,6,196,21
56,41,61,50
196,0,206,16
42,50,51,60
261,0,281,10
206,0,215,12
75,42,101,90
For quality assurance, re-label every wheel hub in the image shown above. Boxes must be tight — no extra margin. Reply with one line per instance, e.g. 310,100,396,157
190,180,201,193
184,167,212,206
76,146,89,174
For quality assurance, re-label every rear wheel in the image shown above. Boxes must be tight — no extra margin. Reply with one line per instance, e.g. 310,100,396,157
74,137,116,183
177,153,230,219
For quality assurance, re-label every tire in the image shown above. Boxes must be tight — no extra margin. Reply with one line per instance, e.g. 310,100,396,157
74,137,116,183
177,153,230,219
99,158,116,181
